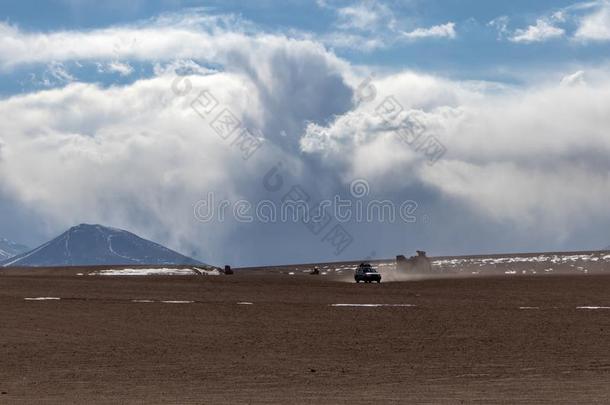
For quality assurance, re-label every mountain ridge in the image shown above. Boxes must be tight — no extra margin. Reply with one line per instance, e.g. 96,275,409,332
1,224,206,268
0,238,30,261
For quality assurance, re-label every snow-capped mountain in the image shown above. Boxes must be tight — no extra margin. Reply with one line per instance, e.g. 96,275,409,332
1,224,205,267
0,238,30,261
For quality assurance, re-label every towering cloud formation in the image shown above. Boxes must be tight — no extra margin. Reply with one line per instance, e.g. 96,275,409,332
0,11,609,265
301,70,610,241
0,18,355,264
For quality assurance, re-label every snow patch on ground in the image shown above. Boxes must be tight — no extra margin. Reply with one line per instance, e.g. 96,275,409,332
161,300,194,304
24,297,61,301
433,253,608,268
92,268,198,276
576,306,610,310
194,267,220,276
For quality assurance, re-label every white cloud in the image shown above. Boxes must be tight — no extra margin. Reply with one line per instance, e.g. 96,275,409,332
314,0,401,51
0,13,258,70
47,61,76,82
152,59,216,76
501,1,610,43
0,24,354,264
551,10,567,23
335,1,394,32
487,16,510,40
574,1,610,41
27,62,76,87
97,61,134,76
510,19,565,43
318,1,455,50
2,9,610,263
560,70,587,86
300,70,610,236
402,22,456,40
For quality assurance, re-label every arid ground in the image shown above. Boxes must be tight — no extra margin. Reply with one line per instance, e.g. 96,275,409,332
2,267,610,404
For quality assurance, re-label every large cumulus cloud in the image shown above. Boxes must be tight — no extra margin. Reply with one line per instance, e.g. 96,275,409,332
301,70,610,243
0,27,355,264
1,11,610,265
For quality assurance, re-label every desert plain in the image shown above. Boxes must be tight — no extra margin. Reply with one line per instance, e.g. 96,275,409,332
2,257,610,404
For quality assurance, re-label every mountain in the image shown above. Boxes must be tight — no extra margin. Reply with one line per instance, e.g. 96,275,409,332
1,224,205,267
0,238,30,261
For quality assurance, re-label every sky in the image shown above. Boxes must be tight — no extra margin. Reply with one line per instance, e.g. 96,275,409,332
0,0,609,266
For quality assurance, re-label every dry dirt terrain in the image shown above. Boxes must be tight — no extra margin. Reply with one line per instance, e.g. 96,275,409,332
2,269,610,404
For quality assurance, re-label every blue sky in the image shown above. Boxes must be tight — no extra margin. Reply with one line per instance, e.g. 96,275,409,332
1,0,610,265
1,0,609,93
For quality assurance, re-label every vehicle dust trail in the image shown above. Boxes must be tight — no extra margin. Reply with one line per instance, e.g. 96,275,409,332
377,263,427,282
334,262,466,283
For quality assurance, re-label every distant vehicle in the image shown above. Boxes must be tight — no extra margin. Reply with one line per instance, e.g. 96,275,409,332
396,250,432,274
354,263,381,283
310,267,320,275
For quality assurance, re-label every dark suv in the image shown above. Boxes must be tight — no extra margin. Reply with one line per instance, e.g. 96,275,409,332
354,263,381,283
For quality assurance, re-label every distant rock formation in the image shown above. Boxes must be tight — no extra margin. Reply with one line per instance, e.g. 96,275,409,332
1,224,206,268
396,250,432,273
